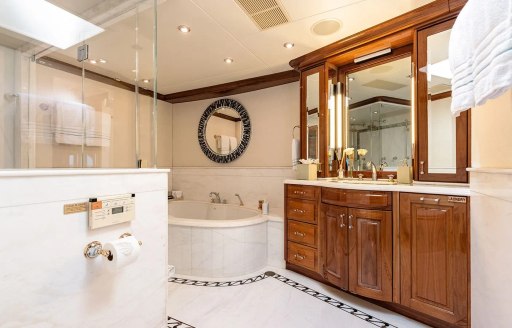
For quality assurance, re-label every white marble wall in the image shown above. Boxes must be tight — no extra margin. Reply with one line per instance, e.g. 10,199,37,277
0,169,168,327
470,169,512,327
171,167,295,217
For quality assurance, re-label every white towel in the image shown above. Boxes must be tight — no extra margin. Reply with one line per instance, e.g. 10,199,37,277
228,136,237,152
85,110,111,147
217,135,229,155
292,138,300,170
449,0,512,115
53,102,84,145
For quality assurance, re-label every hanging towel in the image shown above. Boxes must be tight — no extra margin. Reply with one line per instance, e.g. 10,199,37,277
217,135,230,154
449,0,512,116
228,136,238,152
85,110,112,147
53,102,84,145
292,138,300,170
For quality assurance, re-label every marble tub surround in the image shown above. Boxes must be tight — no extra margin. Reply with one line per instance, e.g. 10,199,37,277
0,169,169,327
469,169,512,327
171,167,295,217
167,267,428,328
285,178,470,196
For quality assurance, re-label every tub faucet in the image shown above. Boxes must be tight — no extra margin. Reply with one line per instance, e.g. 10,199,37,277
368,161,378,181
235,193,244,206
209,192,221,203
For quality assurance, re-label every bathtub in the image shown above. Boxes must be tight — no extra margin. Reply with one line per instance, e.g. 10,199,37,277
168,201,268,278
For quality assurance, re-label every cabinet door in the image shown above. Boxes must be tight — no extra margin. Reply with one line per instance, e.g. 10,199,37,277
400,193,469,325
321,204,348,290
348,208,392,302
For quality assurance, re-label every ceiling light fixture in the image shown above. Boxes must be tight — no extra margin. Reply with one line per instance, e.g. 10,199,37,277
354,48,391,63
89,59,97,64
0,0,104,49
348,77,355,81
283,42,294,49
142,79,150,84
99,59,107,64
224,57,234,64
177,25,191,33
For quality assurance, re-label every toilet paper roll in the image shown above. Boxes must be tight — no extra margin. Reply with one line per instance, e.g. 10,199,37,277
103,236,141,271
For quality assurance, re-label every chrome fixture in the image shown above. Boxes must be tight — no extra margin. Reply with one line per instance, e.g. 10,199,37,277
83,233,142,260
368,161,378,181
235,193,244,206
209,192,221,203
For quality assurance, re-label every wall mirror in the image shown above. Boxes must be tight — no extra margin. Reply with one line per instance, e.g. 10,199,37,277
198,98,251,163
346,55,412,172
306,72,320,162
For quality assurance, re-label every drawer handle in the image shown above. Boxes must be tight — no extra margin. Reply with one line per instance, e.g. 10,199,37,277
365,194,385,197
294,231,306,237
348,215,353,229
420,197,439,203
292,209,306,214
294,191,306,195
420,161,425,175
340,222,345,228
339,214,345,218
294,254,306,261
340,213,346,228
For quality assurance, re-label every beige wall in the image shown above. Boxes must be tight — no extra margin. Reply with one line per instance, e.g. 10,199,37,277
30,64,172,169
172,82,299,167
471,89,512,168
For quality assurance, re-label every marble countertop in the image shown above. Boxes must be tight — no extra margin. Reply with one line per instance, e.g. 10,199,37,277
0,168,170,177
285,179,470,196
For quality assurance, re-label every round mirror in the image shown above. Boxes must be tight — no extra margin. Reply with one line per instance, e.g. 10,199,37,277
198,98,251,163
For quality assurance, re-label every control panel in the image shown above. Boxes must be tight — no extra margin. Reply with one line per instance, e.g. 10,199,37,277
88,193,135,230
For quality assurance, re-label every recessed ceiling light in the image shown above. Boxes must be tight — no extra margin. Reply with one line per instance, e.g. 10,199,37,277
348,77,355,81
99,59,107,64
142,79,150,84
374,111,378,114
89,59,97,64
311,19,342,36
177,25,191,33
283,42,294,49
224,57,234,64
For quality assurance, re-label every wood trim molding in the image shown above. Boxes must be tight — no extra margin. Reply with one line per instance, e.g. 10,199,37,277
37,56,166,101
212,112,241,122
349,96,411,110
289,0,466,70
164,70,300,104
428,91,452,101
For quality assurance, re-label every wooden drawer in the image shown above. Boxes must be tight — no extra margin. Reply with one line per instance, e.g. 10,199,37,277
287,220,317,247
287,184,317,200
322,188,392,210
286,199,316,223
287,241,318,272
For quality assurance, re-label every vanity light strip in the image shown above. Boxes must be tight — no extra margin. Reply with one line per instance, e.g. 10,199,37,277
169,272,397,328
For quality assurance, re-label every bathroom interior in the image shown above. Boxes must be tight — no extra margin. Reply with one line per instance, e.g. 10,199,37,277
0,0,511,327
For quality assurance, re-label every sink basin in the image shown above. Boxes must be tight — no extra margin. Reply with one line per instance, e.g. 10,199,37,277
340,179,397,185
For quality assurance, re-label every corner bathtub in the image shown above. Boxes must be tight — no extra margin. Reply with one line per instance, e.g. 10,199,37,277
168,201,268,278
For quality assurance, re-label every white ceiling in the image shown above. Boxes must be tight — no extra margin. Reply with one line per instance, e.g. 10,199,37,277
2,0,435,95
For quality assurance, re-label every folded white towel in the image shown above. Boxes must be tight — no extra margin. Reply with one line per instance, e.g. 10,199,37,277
292,139,300,170
228,136,237,152
449,0,512,115
218,135,230,155
53,102,84,145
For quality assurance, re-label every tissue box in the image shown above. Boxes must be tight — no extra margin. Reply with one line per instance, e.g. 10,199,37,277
297,164,317,180
397,166,412,184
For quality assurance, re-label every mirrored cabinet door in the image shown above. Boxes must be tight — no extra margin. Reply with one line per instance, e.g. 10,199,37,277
416,19,469,183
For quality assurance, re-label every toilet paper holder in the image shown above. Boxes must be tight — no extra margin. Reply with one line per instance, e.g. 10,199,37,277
83,233,142,260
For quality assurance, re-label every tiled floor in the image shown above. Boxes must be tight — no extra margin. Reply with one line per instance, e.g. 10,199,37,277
167,268,430,328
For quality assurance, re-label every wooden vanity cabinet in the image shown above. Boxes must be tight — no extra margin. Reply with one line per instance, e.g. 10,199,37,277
320,188,393,302
400,193,469,326
285,185,321,274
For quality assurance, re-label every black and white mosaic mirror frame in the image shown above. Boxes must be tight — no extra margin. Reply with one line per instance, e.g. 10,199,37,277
198,98,251,163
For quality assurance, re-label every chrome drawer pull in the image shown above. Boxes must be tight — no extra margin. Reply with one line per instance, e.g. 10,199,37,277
420,197,440,203
340,222,345,228
294,231,306,237
348,214,353,229
339,214,345,218
292,209,306,214
420,161,425,175
365,194,384,197
294,254,306,261
293,191,306,195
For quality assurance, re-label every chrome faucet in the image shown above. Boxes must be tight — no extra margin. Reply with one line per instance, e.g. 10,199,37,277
368,161,378,181
235,193,244,206
209,192,221,203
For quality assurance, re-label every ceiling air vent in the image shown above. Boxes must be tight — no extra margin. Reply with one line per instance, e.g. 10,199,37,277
235,0,289,30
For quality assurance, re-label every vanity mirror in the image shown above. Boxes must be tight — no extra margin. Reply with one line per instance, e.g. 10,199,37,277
345,55,412,173
198,98,251,163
